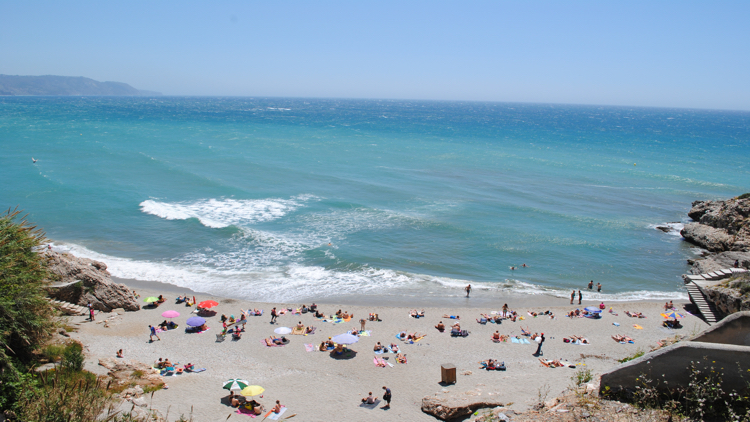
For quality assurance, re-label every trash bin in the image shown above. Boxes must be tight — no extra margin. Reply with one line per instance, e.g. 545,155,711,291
441,363,456,384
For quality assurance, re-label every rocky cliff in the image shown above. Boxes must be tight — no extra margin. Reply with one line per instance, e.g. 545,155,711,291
681,196,750,274
42,250,140,311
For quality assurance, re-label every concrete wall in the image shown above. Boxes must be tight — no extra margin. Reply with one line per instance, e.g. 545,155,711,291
599,312,750,397
692,311,750,346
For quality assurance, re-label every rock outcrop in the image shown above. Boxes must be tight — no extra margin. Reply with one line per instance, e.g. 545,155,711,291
680,196,750,274
99,357,164,391
422,389,505,421
42,251,139,311
702,277,750,315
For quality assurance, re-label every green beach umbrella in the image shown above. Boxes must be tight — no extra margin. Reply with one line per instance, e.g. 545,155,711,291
223,379,250,391
144,297,159,303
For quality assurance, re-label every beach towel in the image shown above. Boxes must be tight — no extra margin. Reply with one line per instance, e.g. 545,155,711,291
633,324,643,329
359,399,381,409
264,407,287,420
359,330,372,337
190,368,206,373
374,356,387,367
612,322,620,326
236,407,257,417
520,338,531,344
374,348,385,354
511,337,520,343
304,343,316,352
303,327,316,335
291,326,305,335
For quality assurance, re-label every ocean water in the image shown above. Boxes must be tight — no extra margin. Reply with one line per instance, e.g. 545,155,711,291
2,97,749,303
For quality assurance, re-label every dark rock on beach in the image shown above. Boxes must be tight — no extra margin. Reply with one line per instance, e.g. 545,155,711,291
42,250,140,311
422,389,505,420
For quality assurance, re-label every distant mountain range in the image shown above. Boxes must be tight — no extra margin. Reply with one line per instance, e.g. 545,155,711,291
0,75,161,96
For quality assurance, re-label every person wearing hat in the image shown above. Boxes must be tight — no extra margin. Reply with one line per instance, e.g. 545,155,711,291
534,332,545,356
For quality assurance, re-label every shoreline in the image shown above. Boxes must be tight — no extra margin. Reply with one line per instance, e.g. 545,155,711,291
114,276,685,310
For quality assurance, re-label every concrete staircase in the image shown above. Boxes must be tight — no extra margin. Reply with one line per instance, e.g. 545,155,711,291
683,267,747,325
46,298,88,316
686,282,720,324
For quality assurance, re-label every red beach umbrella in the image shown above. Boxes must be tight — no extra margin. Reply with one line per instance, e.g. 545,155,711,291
199,300,219,308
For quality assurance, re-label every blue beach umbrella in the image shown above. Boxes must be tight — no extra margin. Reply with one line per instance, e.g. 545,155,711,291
331,333,359,345
584,307,602,313
186,316,206,327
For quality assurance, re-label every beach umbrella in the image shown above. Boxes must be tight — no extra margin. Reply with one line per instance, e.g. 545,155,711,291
161,310,180,318
223,379,250,391
584,307,602,313
240,385,265,397
199,300,219,308
331,333,359,345
661,311,685,319
186,316,206,327
274,327,292,335
144,297,159,303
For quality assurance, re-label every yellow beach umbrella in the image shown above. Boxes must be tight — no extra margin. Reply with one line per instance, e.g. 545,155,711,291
240,385,265,397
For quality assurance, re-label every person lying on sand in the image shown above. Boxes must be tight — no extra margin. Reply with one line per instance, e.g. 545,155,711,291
184,363,194,372
477,314,490,324
612,334,634,343
368,313,380,321
268,336,286,345
396,353,407,363
409,309,418,318
443,314,460,319
567,335,589,344
539,358,564,368
305,325,315,334
625,311,645,318
389,343,399,353
407,332,424,341
435,321,445,332
315,310,325,318
520,327,531,336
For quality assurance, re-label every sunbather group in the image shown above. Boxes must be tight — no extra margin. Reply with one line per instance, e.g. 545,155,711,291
397,331,425,341
409,309,425,318
527,310,555,319
266,336,288,346
625,311,646,318
563,335,589,344
612,334,634,343
491,331,509,343
318,337,336,351
663,319,682,328
479,358,506,370
368,313,381,321
539,358,571,368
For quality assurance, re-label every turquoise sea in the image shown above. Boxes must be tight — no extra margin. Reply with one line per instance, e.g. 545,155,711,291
2,97,749,303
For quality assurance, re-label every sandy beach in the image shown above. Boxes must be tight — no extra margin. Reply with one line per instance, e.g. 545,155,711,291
67,279,703,422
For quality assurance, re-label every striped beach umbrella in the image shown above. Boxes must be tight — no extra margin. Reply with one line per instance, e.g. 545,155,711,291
223,379,250,391
661,311,685,319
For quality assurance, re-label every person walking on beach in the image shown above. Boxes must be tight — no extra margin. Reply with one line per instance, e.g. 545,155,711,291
465,284,471,298
533,333,545,356
597,283,602,292
578,290,582,305
588,280,593,290
270,307,278,324
149,325,160,342
360,318,366,332
382,385,392,409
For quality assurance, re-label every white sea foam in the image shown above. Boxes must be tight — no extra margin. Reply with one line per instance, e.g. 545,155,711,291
139,195,318,228
49,242,688,302
648,222,685,237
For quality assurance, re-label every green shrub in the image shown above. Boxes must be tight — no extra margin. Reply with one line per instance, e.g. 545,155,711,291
60,341,85,372
571,368,593,387
41,344,66,362
737,193,750,200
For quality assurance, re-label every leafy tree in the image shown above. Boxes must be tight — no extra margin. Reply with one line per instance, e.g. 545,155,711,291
0,208,56,410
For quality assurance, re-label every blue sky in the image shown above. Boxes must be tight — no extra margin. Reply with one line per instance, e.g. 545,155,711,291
1,1,749,110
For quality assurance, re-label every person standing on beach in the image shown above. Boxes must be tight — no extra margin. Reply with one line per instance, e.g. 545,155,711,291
597,283,602,292
578,290,582,305
360,318,366,332
534,333,545,356
465,284,471,298
149,325,160,342
570,290,575,305
270,307,278,324
382,385,392,409
588,280,593,290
